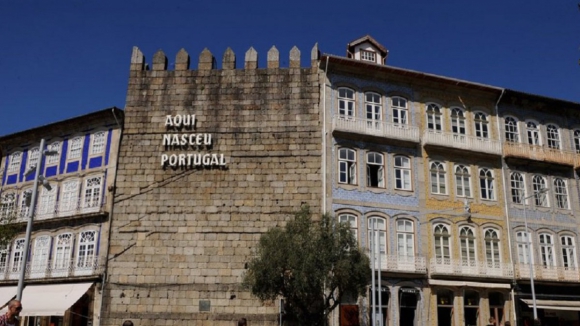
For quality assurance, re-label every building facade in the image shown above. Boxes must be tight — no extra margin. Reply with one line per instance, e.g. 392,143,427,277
0,108,123,326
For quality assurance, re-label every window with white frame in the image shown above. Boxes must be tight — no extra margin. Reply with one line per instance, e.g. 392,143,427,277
19,189,31,219
26,147,40,171
532,175,548,207
68,136,84,160
561,235,577,269
479,168,495,200
366,152,384,188
0,193,16,220
460,226,476,266
31,235,50,274
365,92,381,129
505,117,519,143
90,131,107,155
46,141,61,165
397,219,415,259
0,245,8,273
426,104,442,131
53,233,73,270
516,231,533,264
368,217,387,265
83,176,103,209
485,229,501,268
392,97,408,126
526,121,541,145
539,233,556,267
434,224,451,261
338,148,357,185
11,238,25,273
77,230,97,268
574,130,580,153
474,112,489,139
59,179,80,215
451,108,466,137
37,186,57,218
430,161,447,195
360,50,376,62
339,214,358,242
510,172,525,204
7,151,22,174
554,178,569,209
338,88,355,118
546,124,560,149
394,155,412,190
454,164,471,198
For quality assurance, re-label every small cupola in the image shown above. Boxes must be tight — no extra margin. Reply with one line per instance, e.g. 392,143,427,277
346,35,388,65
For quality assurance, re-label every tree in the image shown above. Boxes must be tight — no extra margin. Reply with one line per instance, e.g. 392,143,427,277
243,206,371,326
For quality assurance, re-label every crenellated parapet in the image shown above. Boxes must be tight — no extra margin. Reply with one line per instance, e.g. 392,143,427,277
130,44,320,71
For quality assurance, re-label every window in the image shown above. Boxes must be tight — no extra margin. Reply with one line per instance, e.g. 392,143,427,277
37,187,57,218
561,235,577,269
460,226,476,266
485,229,501,268
365,92,381,129
77,230,97,269
394,156,412,190
11,238,25,273
516,231,533,264
451,108,466,137
339,214,357,242
397,219,414,258
430,161,447,195
7,151,22,174
90,131,107,155
546,124,560,149
474,112,489,139
338,88,355,118
368,217,386,265
83,176,103,209
527,121,540,145
46,141,61,165
426,104,442,131
434,224,451,261
392,97,408,126
53,233,73,271
532,175,548,207
59,179,80,216
31,235,50,276
539,233,555,267
464,291,480,326
339,148,357,185
454,164,471,198
510,172,525,204
574,130,580,153
360,50,376,62
479,168,495,200
0,193,16,220
19,189,32,219
0,245,8,274
505,117,519,143
26,147,40,171
366,152,384,188
68,136,84,160
554,178,569,209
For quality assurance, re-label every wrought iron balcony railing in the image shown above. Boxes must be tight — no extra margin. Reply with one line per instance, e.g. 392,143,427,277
422,130,502,156
0,255,104,281
515,264,580,282
503,141,578,167
332,116,420,143
429,258,514,278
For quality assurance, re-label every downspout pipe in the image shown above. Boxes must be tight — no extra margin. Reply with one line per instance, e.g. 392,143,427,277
322,56,329,214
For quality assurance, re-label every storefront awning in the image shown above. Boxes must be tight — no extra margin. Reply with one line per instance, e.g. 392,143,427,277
429,280,510,289
521,299,580,311
20,283,93,316
0,286,16,309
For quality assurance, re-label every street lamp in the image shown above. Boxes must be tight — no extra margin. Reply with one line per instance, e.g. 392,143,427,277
522,187,548,321
16,139,57,300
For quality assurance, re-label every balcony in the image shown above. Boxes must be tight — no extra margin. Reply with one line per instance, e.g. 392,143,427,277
368,253,427,274
503,142,578,167
11,196,107,223
429,258,513,279
422,130,502,156
332,117,420,143
0,256,104,281
515,264,580,282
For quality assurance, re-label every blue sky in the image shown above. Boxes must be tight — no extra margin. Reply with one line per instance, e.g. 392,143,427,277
1,0,579,135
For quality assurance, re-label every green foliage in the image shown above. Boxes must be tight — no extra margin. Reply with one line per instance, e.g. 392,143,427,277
0,210,20,248
243,206,371,326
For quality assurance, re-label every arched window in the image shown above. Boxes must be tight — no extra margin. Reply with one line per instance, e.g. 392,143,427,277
554,178,569,209
532,175,548,207
11,238,25,273
574,130,580,153
338,87,355,118
59,179,80,216
505,117,519,143
30,235,51,277
53,233,73,274
539,233,555,267
366,152,384,188
397,219,415,259
434,224,451,261
561,235,577,269
26,147,40,171
454,164,471,198
479,168,495,200
0,245,8,274
368,217,387,267
430,161,447,195
426,104,442,131
474,112,489,139
485,229,501,268
38,186,57,219
392,97,408,126
46,141,61,165
90,131,107,155
510,172,525,204
339,214,358,242
451,108,466,136
7,151,22,174
19,189,32,220
338,148,357,185
83,175,104,210
546,124,560,149
365,92,382,128
526,121,540,145
68,136,84,160
0,193,16,220
77,230,97,270
460,226,476,266
394,156,412,190
516,231,533,264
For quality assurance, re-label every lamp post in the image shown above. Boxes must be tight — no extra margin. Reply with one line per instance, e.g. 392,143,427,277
522,188,548,321
16,139,57,300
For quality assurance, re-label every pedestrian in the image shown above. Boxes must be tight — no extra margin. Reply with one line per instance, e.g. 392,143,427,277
487,317,497,326
0,300,22,326
122,321,134,326
504,321,511,326
238,318,247,326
